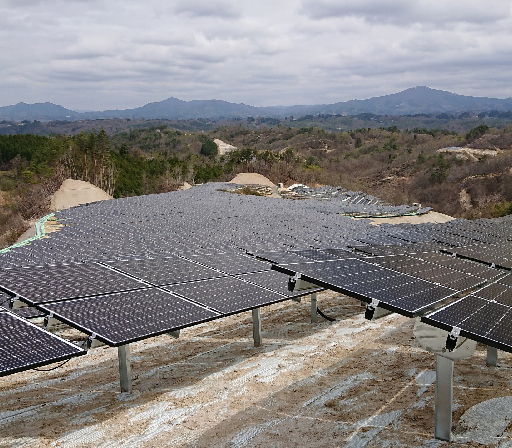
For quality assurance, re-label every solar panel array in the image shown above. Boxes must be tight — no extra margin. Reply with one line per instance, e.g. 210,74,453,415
271,255,459,317
0,250,321,348
270,241,512,350
286,185,431,217
1,182,512,375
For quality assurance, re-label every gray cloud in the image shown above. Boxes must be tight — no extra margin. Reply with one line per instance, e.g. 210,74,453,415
300,0,511,24
173,0,241,19
0,0,511,110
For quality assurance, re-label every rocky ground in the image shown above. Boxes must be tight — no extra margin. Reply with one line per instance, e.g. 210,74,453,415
1,292,512,447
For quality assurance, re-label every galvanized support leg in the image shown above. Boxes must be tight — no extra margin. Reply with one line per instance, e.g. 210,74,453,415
252,308,262,347
435,355,453,441
118,344,132,393
311,292,318,323
487,346,498,367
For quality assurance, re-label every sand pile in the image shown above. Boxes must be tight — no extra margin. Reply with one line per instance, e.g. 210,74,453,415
228,173,276,187
368,211,455,225
50,179,113,211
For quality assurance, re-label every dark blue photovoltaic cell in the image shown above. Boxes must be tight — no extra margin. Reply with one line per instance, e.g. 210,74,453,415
254,251,312,265
423,282,512,351
39,288,219,346
451,245,512,269
181,251,270,275
103,255,225,286
0,311,85,377
10,307,47,319
499,274,512,287
234,270,322,298
165,276,287,315
290,249,349,262
272,258,457,316
0,262,144,304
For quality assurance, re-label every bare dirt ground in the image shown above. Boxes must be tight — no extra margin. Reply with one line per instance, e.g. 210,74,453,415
1,293,512,447
50,179,113,211
367,211,455,226
214,139,238,156
228,173,276,188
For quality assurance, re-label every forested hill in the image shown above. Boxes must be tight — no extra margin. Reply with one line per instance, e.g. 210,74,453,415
2,87,512,122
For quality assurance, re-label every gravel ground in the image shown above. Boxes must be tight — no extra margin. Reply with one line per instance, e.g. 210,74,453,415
1,292,512,448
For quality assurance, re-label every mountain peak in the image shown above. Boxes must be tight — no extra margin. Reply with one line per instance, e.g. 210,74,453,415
2,87,512,122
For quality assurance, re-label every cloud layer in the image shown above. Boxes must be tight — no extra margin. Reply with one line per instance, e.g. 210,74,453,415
1,0,511,110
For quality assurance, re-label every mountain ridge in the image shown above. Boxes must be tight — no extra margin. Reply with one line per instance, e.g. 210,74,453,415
2,86,512,122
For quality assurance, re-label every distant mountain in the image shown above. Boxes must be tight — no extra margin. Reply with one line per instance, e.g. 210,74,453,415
303,86,512,116
83,97,260,120
1,87,512,122
0,102,81,121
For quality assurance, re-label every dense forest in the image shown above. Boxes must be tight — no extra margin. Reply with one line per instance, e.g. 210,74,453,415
1,117,512,248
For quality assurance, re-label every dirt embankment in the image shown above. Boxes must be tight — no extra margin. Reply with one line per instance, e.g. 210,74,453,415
228,173,276,187
50,179,113,211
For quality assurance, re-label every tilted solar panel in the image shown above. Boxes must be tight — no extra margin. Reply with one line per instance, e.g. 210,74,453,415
290,249,351,262
422,282,512,352
0,311,86,377
9,306,47,319
449,245,512,269
272,258,458,316
252,250,312,265
102,255,226,286
166,276,288,315
181,251,270,275
0,262,145,305
499,274,512,287
38,288,220,346
234,270,322,298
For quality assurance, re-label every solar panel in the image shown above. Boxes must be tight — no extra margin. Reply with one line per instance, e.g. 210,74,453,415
165,276,288,315
272,258,458,316
103,255,225,286
0,310,85,377
10,306,47,319
448,245,512,269
0,262,145,305
291,249,351,262
423,282,512,352
499,274,512,287
38,288,219,346
181,251,270,275
252,250,313,265
234,270,323,298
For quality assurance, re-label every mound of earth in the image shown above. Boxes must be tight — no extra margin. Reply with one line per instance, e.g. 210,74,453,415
50,179,113,211
228,173,276,187
368,211,455,225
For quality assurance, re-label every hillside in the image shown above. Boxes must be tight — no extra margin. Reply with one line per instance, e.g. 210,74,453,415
2,121,512,248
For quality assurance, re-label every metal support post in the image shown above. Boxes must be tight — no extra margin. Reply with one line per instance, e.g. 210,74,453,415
487,346,498,367
118,344,132,393
252,308,262,347
311,292,318,323
44,314,60,329
435,354,453,441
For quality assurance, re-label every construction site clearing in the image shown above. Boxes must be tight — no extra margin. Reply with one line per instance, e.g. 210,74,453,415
1,175,512,447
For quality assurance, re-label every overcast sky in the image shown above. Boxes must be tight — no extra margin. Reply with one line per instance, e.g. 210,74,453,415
1,0,512,111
